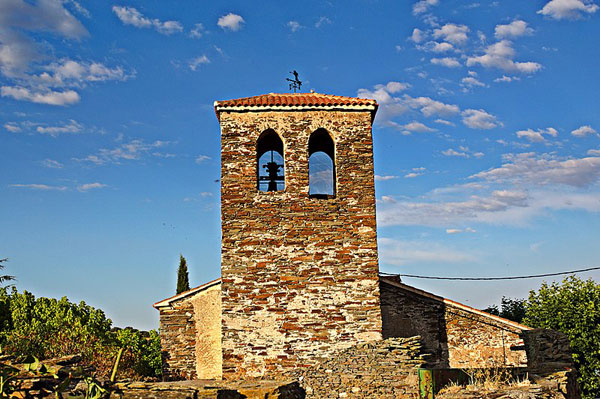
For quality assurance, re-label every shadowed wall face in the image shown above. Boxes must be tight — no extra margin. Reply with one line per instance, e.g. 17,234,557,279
380,281,527,369
218,109,382,378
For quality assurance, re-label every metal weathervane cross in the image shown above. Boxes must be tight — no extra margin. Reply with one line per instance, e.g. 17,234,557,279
286,70,302,93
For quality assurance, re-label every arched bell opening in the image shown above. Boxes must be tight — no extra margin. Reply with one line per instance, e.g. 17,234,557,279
257,130,285,192
308,128,336,199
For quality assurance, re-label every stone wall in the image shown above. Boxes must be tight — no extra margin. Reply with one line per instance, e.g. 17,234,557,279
380,279,527,369
218,110,382,379
445,304,526,368
115,380,305,399
293,336,426,399
380,278,449,366
159,300,196,380
522,329,580,399
158,282,222,380
190,284,222,379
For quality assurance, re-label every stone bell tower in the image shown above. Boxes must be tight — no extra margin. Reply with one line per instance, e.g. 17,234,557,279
214,93,382,379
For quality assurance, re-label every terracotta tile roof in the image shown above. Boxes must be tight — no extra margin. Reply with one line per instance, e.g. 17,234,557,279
215,93,377,108
214,93,378,122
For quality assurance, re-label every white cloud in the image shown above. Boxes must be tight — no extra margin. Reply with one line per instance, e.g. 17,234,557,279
435,119,455,126
461,76,486,88
467,40,542,73
403,95,460,117
494,75,519,83
1,86,80,105
112,6,183,35
36,119,82,137
189,55,210,71
433,23,469,45
472,152,600,187
0,0,87,79
588,149,600,156
413,0,440,15
385,81,411,93
410,28,426,43
446,227,476,234
217,13,245,31
443,148,469,157
442,146,484,158
379,152,600,228
461,109,501,129
315,16,332,28
77,182,107,192
41,159,63,169
189,23,205,38
571,125,597,137
287,21,302,32
9,183,67,191
405,172,423,178
431,57,461,68
32,59,132,88
0,0,88,40
375,175,399,181
357,83,411,124
431,42,454,52
494,20,533,38
401,121,437,133
4,122,21,132
195,155,211,164
0,2,131,107
77,139,171,165
538,0,599,20
379,237,476,265
516,127,558,143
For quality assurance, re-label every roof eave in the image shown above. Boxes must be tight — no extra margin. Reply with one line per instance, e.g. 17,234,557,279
153,278,222,309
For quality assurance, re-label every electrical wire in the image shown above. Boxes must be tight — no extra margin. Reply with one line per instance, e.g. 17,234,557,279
379,266,600,281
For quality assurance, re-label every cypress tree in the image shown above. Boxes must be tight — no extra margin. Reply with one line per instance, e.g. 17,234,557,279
176,255,190,294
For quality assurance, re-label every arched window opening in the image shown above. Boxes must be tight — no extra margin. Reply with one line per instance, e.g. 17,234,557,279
309,129,335,198
257,130,284,192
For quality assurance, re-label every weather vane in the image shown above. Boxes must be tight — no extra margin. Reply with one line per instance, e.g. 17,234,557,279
286,70,302,93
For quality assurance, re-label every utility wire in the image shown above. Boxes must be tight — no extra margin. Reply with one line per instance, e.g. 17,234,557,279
379,266,600,281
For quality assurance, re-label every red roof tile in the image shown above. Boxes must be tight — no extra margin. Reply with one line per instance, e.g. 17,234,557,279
215,92,377,108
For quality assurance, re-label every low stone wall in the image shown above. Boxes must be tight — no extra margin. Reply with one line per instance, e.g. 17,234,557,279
159,301,197,380
521,329,580,399
522,329,574,374
445,304,526,369
291,336,427,399
114,380,304,399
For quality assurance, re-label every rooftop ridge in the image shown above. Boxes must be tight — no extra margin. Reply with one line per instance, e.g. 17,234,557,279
214,92,378,122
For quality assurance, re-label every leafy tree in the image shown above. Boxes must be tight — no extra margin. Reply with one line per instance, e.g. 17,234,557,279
0,258,15,286
483,296,527,323
524,276,600,399
176,255,190,294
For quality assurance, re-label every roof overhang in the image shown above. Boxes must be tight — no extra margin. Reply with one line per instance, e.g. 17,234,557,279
379,275,531,331
153,278,222,309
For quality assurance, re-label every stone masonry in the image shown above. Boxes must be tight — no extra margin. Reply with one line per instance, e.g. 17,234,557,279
155,279,222,380
293,336,427,399
216,94,382,379
154,93,579,390
380,277,528,369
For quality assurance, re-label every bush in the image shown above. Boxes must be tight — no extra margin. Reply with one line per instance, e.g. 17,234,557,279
524,276,600,399
0,288,161,380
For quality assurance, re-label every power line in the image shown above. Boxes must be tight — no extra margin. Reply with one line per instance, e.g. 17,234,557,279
379,266,600,281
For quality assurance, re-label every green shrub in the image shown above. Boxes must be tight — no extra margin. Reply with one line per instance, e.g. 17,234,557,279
0,288,161,380
524,276,600,399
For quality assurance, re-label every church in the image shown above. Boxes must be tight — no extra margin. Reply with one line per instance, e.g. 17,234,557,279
153,92,529,381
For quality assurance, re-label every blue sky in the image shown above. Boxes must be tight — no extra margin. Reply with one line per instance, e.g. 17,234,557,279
1,0,599,330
